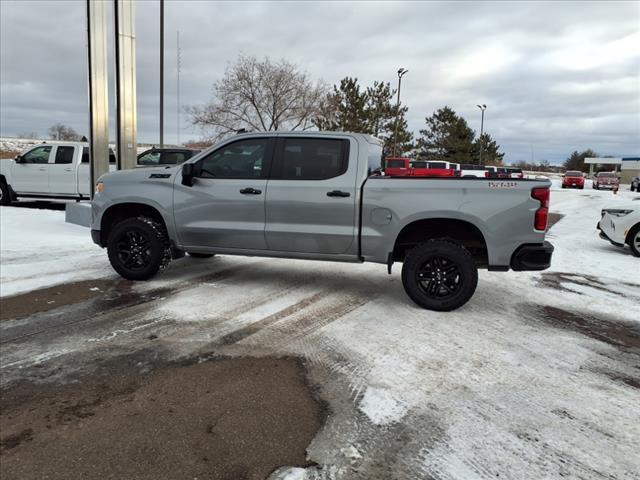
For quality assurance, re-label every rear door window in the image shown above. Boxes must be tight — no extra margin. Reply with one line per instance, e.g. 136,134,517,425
274,138,348,180
427,162,447,169
54,146,75,164
160,151,188,165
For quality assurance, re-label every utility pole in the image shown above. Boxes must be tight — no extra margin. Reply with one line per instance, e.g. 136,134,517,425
477,104,486,164
392,67,408,157
176,30,181,146
159,0,164,147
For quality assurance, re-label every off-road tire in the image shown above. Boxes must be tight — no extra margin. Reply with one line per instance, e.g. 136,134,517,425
187,252,215,258
0,181,11,206
627,224,640,257
107,217,171,280
401,239,478,311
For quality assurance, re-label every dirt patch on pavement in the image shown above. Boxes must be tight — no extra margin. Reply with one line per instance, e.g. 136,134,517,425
547,212,564,229
0,279,122,321
0,355,325,480
536,305,640,350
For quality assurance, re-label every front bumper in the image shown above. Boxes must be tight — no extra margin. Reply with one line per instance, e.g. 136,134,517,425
510,241,554,271
91,229,103,247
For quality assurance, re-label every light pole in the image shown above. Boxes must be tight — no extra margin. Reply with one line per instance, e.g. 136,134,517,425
477,104,487,164
159,0,164,147
392,67,408,157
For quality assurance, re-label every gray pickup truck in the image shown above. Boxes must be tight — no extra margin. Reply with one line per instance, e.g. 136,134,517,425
91,132,553,311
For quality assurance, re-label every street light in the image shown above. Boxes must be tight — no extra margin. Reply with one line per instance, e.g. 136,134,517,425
477,104,487,164
392,68,408,157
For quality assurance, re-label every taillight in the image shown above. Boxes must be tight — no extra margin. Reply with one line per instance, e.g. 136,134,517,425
531,187,549,231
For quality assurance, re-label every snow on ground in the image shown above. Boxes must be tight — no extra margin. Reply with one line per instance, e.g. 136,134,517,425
1,182,639,479
0,205,113,296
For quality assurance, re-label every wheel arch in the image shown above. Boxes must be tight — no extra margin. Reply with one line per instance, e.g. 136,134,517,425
99,202,167,247
392,217,489,267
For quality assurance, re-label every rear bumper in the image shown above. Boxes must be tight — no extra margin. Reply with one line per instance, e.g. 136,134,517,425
510,241,554,271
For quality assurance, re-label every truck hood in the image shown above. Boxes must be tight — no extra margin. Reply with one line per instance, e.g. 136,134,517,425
98,165,180,184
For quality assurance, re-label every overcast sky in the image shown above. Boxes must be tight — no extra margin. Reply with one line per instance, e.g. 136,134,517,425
1,0,638,164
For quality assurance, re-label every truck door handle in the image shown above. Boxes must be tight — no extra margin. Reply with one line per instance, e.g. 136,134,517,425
239,187,262,195
327,190,351,198
38,168,46,171
64,168,72,172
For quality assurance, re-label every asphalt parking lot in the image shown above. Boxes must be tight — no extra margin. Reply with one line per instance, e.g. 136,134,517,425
1,182,639,479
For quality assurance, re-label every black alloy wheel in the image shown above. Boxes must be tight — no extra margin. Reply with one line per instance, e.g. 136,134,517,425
107,217,170,280
401,239,478,311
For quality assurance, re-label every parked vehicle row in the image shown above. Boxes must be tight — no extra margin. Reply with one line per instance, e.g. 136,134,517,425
383,158,523,179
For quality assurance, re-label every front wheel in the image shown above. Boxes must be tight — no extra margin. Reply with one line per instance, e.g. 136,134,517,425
628,224,640,257
107,217,171,280
0,182,12,206
401,239,478,311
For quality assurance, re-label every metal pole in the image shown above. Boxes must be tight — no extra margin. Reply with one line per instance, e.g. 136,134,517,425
159,0,164,147
392,68,407,157
86,0,110,199
176,30,181,146
114,0,137,170
477,104,486,164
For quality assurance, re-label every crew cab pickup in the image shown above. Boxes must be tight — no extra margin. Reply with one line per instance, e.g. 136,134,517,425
91,132,554,311
0,142,115,204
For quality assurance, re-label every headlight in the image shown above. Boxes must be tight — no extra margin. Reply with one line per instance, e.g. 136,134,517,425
603,209,632,217
95,181,104,194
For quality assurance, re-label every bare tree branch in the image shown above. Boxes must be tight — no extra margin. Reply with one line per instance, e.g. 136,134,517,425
188,54,327,140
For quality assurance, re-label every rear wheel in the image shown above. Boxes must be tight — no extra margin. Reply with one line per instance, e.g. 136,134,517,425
187,252,215,258
628,224,640,257
401,239,478,311
107,217,171,280
0,181,11,206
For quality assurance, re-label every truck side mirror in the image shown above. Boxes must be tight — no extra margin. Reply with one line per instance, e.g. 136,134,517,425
14,155,23,163
181,163,195,186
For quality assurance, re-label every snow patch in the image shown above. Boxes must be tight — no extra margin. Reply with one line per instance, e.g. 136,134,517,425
358,387,408,425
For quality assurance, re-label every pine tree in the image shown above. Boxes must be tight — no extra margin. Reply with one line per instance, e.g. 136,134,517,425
415,107,475,163
315,77,413,157
474,132,505,165
563,149,597,172
313,77,369,133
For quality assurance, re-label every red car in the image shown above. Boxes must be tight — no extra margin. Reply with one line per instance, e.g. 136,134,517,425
410,161,456,177
562,170,585,189
384,157,411,176
593,172,620,190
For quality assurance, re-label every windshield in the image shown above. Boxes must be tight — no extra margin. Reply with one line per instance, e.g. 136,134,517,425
565,171,582,177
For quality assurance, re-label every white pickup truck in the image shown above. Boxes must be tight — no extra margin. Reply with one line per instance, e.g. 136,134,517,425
0,142,116,204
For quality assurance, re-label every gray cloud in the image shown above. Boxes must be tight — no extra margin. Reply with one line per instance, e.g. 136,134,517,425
1,0,638,164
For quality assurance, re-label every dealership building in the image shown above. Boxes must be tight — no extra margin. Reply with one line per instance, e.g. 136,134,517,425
584,157,640,183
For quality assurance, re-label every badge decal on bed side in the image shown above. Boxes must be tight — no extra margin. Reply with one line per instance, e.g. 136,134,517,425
488,181,518,188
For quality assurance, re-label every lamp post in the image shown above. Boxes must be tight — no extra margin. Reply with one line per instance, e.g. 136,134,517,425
477,104,486,164
392,67,408,157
